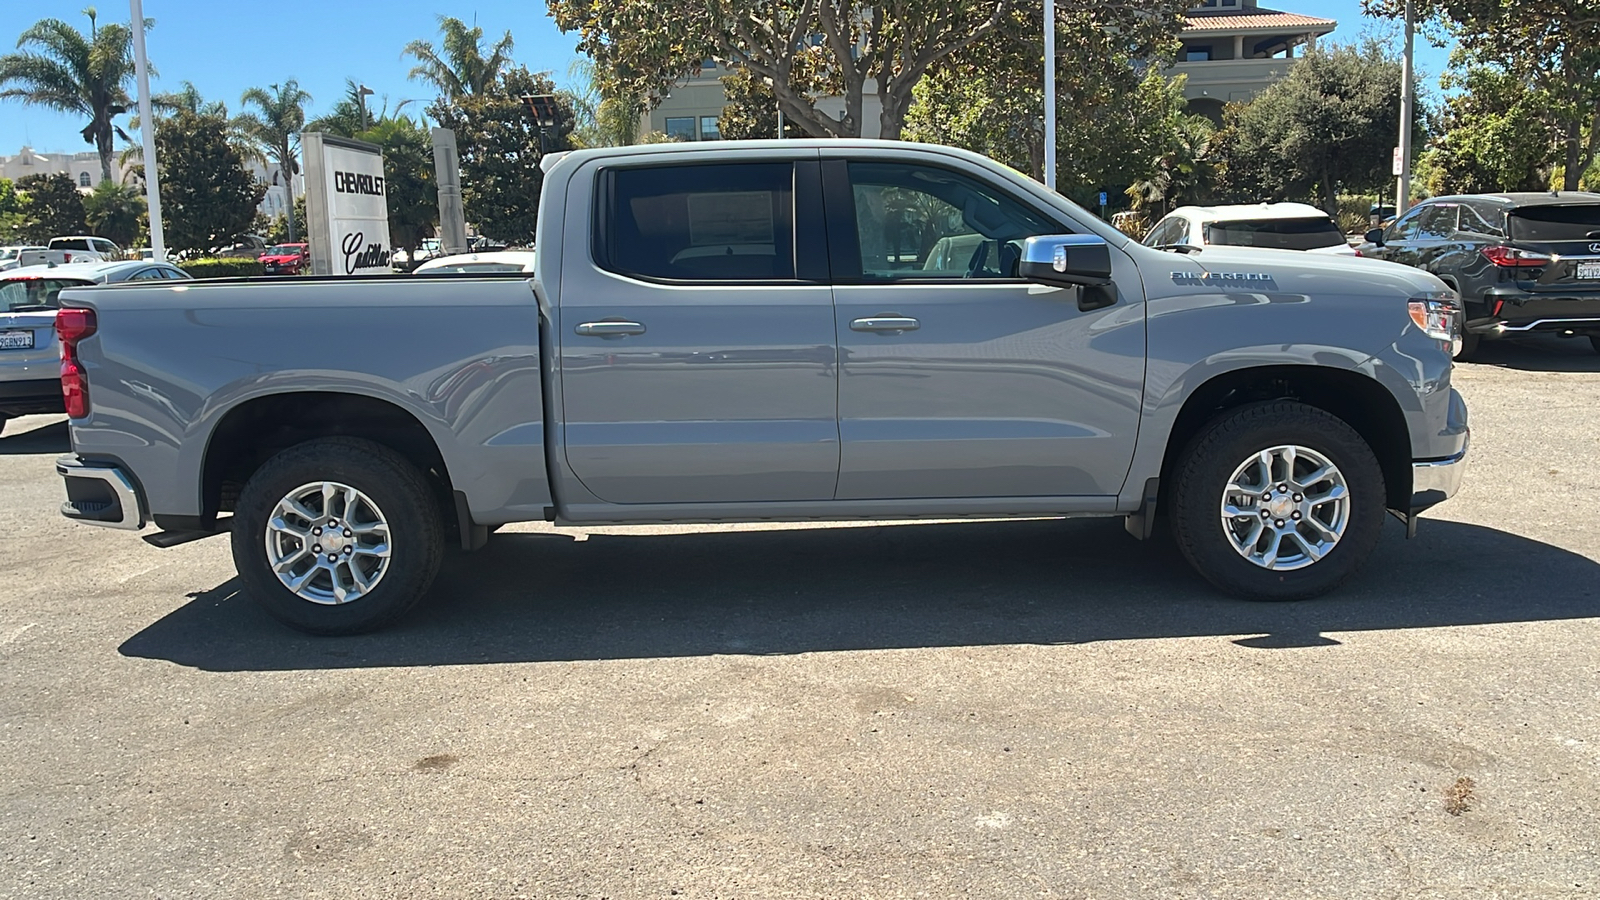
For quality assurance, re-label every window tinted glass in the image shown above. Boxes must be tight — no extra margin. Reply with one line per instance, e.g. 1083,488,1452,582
604,163,795,281
1459,205,1504,237
1145,217,1187,246
846,161,1055,280
1510,205,1600,242
52,238,91,251
129,267,165,280
1205,217,1345,250
1414,204,1458,240
1,278,90,310
664,117,695,141
1388,208,1424,241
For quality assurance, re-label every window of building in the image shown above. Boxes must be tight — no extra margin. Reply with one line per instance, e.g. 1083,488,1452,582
665,117,696,141
700,117,721,141
599,162,795,282
1185,47,1212,62
1197,0,1240,7
845,161,1055,281
78,172,92,187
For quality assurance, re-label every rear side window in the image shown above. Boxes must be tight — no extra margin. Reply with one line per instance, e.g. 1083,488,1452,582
1510,205,1600,242
599,162,795,281
1205,217,1345,250
1459,205,1504,237
1,278,89,310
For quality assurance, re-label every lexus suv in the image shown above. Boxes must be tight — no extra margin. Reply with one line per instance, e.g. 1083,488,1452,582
1360,192,1600,357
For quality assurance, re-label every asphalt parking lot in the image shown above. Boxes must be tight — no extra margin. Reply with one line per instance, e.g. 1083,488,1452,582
2,335,1597,899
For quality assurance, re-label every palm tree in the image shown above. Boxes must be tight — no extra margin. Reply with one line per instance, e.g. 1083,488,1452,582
122,81,258,176
0,9,148,184
239,80,311,241
403,16,514,100
305,80,415,137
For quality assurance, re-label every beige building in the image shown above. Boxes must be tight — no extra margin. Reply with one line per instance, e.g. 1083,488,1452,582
1175,0,1337,121
643,1,1335,137
2,144,297,220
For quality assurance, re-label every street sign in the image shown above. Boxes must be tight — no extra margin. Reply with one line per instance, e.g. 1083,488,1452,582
1392,146,1405,177
1099,191,1108,207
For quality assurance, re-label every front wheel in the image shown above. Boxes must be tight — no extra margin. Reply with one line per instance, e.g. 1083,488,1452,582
1169,402,1386,601
232,437,444,634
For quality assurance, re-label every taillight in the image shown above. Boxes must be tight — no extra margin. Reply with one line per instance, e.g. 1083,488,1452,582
1480,245,1551,267
56,308,97,419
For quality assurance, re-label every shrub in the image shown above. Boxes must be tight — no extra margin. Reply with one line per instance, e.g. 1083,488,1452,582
178,258,264,279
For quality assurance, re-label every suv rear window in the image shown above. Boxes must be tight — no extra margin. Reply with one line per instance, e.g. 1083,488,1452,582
1,278,92,311
1510,205,1600,242
600,163,795,281
50,238,91,251
1205,217,1346,251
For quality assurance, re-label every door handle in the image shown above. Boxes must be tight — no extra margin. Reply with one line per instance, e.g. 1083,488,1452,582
850,316,920,334
575,320,646,338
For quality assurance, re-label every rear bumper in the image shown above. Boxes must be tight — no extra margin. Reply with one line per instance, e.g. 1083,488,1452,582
1409,435,1468,513
0,378,64,417
56,455,145,530
1472,289,1600,334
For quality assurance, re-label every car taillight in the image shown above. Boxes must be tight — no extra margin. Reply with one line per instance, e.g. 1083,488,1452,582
1480,245,1551,267
56,308,97,419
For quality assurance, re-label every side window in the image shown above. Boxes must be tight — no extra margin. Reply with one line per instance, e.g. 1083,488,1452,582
1387,207,1426,242
845,161,1056,280
600,162,795,281
129,267,165,281
1144,217,1183,246
1459,205,1504,237
1415,204,1459,240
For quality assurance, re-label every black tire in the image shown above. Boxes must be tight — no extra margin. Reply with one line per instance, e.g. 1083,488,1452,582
1454,331,1481,361
232,437,444,634
1169,401,1386,601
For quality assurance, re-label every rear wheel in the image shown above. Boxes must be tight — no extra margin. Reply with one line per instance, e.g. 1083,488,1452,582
232,437,444,634
1170,401,1386,601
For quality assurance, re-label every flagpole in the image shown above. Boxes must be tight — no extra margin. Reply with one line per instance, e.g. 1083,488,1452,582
1044,0,1056,191
129,0,165,260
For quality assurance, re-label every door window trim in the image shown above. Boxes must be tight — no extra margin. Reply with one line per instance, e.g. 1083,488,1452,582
590,159,829,286
820,158,1072,286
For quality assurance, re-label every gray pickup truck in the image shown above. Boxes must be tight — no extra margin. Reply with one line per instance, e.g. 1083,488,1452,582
53,140,1469,634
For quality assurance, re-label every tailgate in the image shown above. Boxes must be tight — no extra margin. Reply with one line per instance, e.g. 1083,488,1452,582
1509,205,1600,293
0,310,59,379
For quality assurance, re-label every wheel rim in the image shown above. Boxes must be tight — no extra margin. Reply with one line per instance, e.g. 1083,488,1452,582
1219,445,1350,571
264,481,392,605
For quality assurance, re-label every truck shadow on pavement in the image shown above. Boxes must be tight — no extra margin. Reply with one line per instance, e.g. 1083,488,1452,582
1465,334,1600,373
0,420,68,455
120,515,1600,671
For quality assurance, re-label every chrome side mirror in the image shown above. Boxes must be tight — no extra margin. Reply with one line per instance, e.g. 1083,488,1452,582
1020,235,1113,288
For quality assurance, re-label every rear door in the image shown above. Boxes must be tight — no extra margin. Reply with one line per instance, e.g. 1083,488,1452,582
556,154,840,504
823,155,1145,500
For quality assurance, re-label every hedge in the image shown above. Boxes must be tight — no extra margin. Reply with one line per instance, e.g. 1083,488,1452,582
177,258,265,279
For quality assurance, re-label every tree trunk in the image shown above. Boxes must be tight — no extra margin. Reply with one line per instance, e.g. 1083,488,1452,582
282,144,298,243
95,117,115,185
1565,118,1583,191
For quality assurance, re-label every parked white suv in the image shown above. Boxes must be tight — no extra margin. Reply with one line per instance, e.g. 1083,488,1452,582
1144,203,1356,256
48,235,124,262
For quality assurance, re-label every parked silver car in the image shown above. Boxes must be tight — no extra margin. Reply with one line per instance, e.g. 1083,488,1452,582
0,260,190,434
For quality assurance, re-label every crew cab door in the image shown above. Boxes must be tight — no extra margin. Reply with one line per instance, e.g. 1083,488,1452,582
821,155,1145,499
556,155,839,504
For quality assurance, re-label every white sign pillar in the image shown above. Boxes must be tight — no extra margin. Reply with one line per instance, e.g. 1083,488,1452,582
301,132,392,276
129,0,164,259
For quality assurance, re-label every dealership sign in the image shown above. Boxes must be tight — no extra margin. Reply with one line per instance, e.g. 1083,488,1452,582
301,132,392,276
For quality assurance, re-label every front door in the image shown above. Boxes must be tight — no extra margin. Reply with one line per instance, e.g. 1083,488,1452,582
558,156,840,504
823,157,1145,500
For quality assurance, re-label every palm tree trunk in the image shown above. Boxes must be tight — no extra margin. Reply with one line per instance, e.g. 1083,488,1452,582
282,144,298,243
95,117,115,184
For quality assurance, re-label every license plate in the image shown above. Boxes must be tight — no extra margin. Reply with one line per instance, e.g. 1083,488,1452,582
1577,261,1600,280
0,330,34,350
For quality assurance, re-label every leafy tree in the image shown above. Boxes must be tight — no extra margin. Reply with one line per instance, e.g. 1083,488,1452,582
905,0,1187,201
717,60,815,140
1365,0,1600,191
264,196,308,246
550,0,1018,140
155,111,265,255
1212,40,1425,214
0,10,147,184
427,66,573,245
405,16,515,100
239,80,312,241
0,178,23,242
83,179,145,246
1127,103,1218,218
564,59,645,148
15,173,88,242
1420,61,1556,194
305,79,415,137
124,81,258,172
355,117,439,266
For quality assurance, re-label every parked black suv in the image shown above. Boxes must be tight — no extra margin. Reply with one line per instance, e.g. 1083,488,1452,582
1360,192,1600,357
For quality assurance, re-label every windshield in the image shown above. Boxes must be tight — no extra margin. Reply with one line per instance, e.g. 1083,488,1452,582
0,248,19,262
1510,205,1600,242
265,245,302,255
1,278,91,311
1205,217,1347,251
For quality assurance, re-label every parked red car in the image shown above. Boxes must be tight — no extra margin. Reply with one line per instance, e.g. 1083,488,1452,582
259,243,309,275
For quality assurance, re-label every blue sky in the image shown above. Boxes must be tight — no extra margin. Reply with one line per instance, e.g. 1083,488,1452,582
0,0,1454,156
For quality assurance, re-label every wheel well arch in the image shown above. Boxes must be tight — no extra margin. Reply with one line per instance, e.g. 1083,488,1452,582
200,391,454,524
1159,366,1412,510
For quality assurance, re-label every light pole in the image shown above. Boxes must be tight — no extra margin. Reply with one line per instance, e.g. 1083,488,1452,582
1395,0,1415,214
129,0,164,259
357,84,375,130
520,93,562,154
1043,0,1056,191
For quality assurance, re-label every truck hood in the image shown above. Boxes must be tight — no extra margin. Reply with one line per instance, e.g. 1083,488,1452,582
1165,245,1450,299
